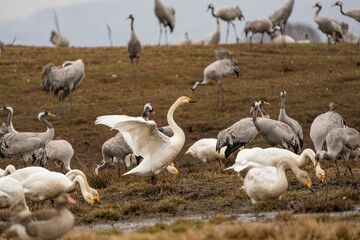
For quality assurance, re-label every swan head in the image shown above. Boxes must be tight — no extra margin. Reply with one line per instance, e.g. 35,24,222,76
38,110,56,120
90,189,101,203
297,170,315,192
332,1,343,7
84,192,95,205
280,90,287,97
312,2,322,9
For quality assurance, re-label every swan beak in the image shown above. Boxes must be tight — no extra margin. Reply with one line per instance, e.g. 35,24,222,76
67,196,77,204
175,170,179,175
96,195,101,203
187,97,197,103
306,180,315,192
320,175,325,183
89,199,94,205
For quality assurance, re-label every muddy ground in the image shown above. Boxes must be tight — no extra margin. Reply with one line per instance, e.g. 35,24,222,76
0,44,359,230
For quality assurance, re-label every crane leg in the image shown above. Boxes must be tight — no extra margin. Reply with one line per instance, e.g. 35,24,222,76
326,35,331,52
165,27,168,45
260,33,264,44
333,33,337,53
250,35,253,45
230,22,239,43
282,24,286,47
69,93,73,116
226,23,230,44
60,101,63,116
158,24,163,45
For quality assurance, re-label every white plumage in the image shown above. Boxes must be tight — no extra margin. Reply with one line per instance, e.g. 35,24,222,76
243,158,313,204
185,138,231,163
95,96,196,184
225,147,325,181
204,19,220,45
0,176,28,210
42,59,85,115
271,34,295,44
0,164,16,177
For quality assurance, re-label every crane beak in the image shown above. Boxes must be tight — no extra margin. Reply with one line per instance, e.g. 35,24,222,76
263,101,270,105
235,69,240,78
250,106,254,114
48,113,56,117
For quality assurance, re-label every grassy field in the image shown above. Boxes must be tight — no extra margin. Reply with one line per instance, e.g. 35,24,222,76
0,44,359,238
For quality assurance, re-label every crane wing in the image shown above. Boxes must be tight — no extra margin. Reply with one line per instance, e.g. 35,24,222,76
95,115,170,160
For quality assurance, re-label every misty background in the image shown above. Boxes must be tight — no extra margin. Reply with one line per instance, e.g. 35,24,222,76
0,0,359,47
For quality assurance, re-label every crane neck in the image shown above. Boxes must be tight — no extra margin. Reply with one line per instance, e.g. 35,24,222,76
210,7,217,18
141,107,150,121
280,95,285,110
130,18,134,30
314,7,321,22
339,5,346,16
259,104,270,118
252,106,259,123
6,109,16,133
166,99,185,140
39,114,54,129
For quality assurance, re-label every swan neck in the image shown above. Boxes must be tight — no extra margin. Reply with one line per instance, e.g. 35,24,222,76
73,176,90,200
167,99,184,138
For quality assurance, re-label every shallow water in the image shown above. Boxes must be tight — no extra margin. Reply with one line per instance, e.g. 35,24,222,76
75,205,360,233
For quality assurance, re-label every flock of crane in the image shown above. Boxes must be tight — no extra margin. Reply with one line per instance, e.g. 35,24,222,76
0,0,359,239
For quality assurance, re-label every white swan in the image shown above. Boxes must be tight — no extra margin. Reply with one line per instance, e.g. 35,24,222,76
0,164,16,177
95,96,197,184
0,176,28,210
225,147,325,181
65,169,100,203
8,168,96,204
243,158,314,204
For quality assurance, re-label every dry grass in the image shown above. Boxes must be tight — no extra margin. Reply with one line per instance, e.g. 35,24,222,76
0,44,359,227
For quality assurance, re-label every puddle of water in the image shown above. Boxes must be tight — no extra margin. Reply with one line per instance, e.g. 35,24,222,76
75,205,360,232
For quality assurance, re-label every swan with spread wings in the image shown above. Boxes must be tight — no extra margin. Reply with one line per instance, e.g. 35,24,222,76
95,96,197,184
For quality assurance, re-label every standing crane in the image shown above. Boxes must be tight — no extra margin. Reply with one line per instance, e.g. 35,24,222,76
207,4,244,44
332,1,360,23
269,0,295,46
126,14,142,77
313,2,342,51
154,0,175,45
42,59,85,115
190,49,239,107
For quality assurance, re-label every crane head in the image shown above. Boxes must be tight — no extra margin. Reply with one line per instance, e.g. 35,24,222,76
312,3,322,9
126,14,134,20
332,1,343,7
280,90,287,97
207,4,214,11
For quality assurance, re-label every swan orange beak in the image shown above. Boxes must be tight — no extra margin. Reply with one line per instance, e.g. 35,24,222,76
175,170,179,175
89,199,94,205
321,175,325,183
96,195,101,203
306,180,315,192
187,97,197,103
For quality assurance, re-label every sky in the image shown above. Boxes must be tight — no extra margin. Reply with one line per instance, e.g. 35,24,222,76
0,0,359,47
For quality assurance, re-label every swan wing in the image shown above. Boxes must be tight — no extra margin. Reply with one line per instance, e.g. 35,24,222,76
95,115,170,159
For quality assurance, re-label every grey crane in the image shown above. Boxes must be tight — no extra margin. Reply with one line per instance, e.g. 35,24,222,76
310,102,345,153
216,101,269,158
42,59,85,115
278,90,303,150
269,0,295,45
154,0,175,45
0,123,8,139
32,139,73,173
126,14,142,77
313,2,343,51
333,1,360,23
0,40,5,57
204,18,221,45
252,101,300,154
50,31,70,47
207,4,244,44
95,103,154,176
0,105,18,133
190,49,239,107
315,127,360,186
340,22,360,44
0,110,55,167
244,18,280,44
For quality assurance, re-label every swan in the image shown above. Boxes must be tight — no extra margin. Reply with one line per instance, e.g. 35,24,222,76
9,169,96,205
226,147,325,182
0,164,16,177
0,176,28,210
95,96,197,184
65,169,100,203
243,158,314,204
9,193,75,240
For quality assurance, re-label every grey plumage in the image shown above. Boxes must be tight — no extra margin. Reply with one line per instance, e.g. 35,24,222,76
313,2,342,51
0,106,17,133
0,40,5,57
42,59,85,115
50,31,70,47
0,123,8,139
1,110,55,167
127,14,142,77
333,1,360,23
340,22,360,44
204,18,220,45
252,101,300,154
278,90,303,150
244,18,280,44
32,139,73,172
154,0,175,45
95,103,154,176
207,4,244,44
269,0,295,45
310,102,345,153
158,126,174,137
315,127,360,181
190,49,240,107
